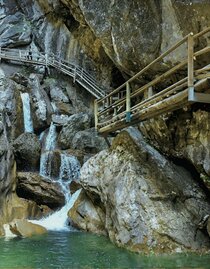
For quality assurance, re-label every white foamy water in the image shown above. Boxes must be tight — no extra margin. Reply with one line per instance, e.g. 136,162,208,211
31,189,82,231
20,92,34,133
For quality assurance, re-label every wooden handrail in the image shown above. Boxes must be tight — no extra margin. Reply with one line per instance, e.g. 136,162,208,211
97,33,192,104
0,48,105,99
95,27,210,134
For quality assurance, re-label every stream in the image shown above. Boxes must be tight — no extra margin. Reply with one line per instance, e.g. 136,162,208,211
1,231,210,269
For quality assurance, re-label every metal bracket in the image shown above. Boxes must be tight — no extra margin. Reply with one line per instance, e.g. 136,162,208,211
126,111,131,122
188,87,210,103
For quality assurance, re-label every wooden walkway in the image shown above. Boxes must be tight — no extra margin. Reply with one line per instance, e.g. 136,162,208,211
0,48,105,99
95,27,210,135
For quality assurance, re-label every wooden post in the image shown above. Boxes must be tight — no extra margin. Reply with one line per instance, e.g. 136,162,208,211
188,33,194,87
94,99,98,130
148,86,153,98
126,82,131,122
188,33,194,101
73,66,76,83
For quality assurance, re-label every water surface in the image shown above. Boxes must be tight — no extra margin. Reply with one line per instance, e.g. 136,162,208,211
0,231,210,268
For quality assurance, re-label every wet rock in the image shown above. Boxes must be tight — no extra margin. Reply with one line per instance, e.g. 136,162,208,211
68,189,106,235
0,12,31,47
28,74,52,130
52,114,70,126
62,0,161,74
4,219,47,237
13,133,41,171
72,127,108,153
139,109,210,191
17,172,65,209
58,112,92,149
79,128,210,253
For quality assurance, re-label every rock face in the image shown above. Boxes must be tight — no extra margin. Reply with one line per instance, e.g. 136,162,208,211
58,112,92,149
13,133,41,171
68,189,106,235
17,172,65,209
77,128,210,253
3,219,47,237
139,109,210,191
71,128,108,153
61,0,210,75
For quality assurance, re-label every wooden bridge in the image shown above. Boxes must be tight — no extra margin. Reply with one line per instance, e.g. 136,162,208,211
95,27,210,135
0,48,105,99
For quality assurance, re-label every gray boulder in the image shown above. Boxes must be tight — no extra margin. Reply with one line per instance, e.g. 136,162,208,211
58,112,92,149
72,127,108,153
0,12,31,47
28,74,53,130
68,189,106,235
17,172,65,209
78,128,210,253
13,133,41,171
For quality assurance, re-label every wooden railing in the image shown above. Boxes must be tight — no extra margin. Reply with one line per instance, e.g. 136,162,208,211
95,27,210,134
0,48,105,99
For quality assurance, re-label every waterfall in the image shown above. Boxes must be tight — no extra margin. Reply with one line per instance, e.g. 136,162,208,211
31,189,82,231
20,92,34,133
59,154,80,201
33,151,81,231
39,122,57,178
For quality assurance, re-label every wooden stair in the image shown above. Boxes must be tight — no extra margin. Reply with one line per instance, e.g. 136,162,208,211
0,48,105,99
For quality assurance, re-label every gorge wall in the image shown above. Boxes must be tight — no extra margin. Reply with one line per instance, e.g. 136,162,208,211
1,0,210,253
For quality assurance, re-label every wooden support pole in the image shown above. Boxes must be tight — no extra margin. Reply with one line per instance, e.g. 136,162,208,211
188,33,194,88
73,66,76,83
94,99,98,130
126,82,131,122
148,86,153,98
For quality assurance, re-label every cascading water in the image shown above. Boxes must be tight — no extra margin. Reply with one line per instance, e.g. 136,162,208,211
20,92,34,133
33,150,81,231
39,122,57,178
59,153,81,200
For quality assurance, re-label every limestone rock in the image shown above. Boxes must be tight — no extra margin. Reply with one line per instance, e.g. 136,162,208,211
17,172,65,209
139,109,210,191
68,189,106,235
0,12,31,47
4,219,47,237
58,112,92,149
0,113,16,199
28,74,52,130
79,128,210,253
62,0,161,74
71,127,108,153
13,133,41,171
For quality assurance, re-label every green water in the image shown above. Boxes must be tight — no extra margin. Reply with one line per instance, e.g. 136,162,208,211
0,231,210,268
